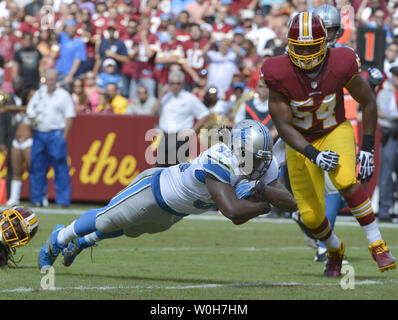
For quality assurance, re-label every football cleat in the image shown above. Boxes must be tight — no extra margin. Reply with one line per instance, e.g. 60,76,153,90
62,238,95,267
6,199,20,207
368,240,396,272
38,224,65,272
314,246,328,263
324,241,345,278
315,245,349,264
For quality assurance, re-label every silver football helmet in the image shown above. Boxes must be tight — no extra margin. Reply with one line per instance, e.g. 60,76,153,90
231,120,273,180
314,5,343,48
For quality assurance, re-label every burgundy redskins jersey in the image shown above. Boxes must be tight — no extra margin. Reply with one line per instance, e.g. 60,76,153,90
182,38,208,83
261,47,360,142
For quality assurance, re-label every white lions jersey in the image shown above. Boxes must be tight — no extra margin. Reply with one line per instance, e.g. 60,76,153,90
151,142,279,215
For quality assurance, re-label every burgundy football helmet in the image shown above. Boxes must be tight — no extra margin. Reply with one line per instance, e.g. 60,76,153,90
0,206,39,248
287,12,327,70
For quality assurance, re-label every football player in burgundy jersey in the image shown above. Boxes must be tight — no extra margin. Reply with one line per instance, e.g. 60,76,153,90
261,11,396,277
293,4,384,263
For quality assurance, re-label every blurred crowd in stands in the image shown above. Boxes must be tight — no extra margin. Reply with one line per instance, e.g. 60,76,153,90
0,0,397,216
0,0,397,117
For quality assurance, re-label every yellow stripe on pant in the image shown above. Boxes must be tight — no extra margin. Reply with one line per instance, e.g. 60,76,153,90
286,121,357,229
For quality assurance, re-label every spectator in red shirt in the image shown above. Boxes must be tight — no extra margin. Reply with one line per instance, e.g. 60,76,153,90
76,8,97,74
144,0,165,34
129,15,160,100
229,0,259,15
91,1,109,37
155,23,184,88
0,20,20,63
211,5,233,41
120,19,138,96
17,14,40,37
182,23,209,89
175,10,191,42
117,0,140,37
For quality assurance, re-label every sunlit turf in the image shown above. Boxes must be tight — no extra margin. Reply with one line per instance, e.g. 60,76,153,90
0,203,397,300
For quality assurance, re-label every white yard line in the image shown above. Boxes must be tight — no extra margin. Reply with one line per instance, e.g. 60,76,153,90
2,279,398,293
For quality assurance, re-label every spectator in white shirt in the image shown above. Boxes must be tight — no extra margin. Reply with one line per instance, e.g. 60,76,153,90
245,10,276,56
384,42,398,84
125,85,156,115
26,69,76,207
204,38,240,99
152,69,211,167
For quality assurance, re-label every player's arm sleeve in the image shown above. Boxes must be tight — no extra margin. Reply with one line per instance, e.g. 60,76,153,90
258,159,279,185
202,162,231,184
343,50,361,87
260,61,285,96
200,150,235,184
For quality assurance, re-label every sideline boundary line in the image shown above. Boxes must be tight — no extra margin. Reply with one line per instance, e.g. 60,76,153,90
2,279,398,293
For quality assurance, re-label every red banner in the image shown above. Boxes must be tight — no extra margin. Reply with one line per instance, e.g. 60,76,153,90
0,114,382,203
0,114,158,202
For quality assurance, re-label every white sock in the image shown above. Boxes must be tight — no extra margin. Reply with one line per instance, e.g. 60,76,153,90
317,246,327,254
84,232,101,245
57,221,78,246
322,232,341,250
362,221,383,244
9,180,22,201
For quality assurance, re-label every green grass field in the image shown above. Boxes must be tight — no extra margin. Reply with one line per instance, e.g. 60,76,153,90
0,204,397,300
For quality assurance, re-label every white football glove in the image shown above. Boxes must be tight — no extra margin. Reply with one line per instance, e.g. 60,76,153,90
314,150,340,172
304,145,339,172
356,150,375,182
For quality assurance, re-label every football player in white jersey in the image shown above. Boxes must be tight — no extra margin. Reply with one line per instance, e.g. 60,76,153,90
38,120,297,271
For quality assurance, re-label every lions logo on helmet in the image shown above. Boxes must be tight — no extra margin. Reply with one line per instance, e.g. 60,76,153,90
0,206,39,248
231,119,273,180
287,12,327,70
313,5,343,48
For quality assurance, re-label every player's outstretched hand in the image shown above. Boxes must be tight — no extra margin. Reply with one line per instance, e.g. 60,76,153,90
356,150,375,183
235,179,255,199
367,67,383,88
